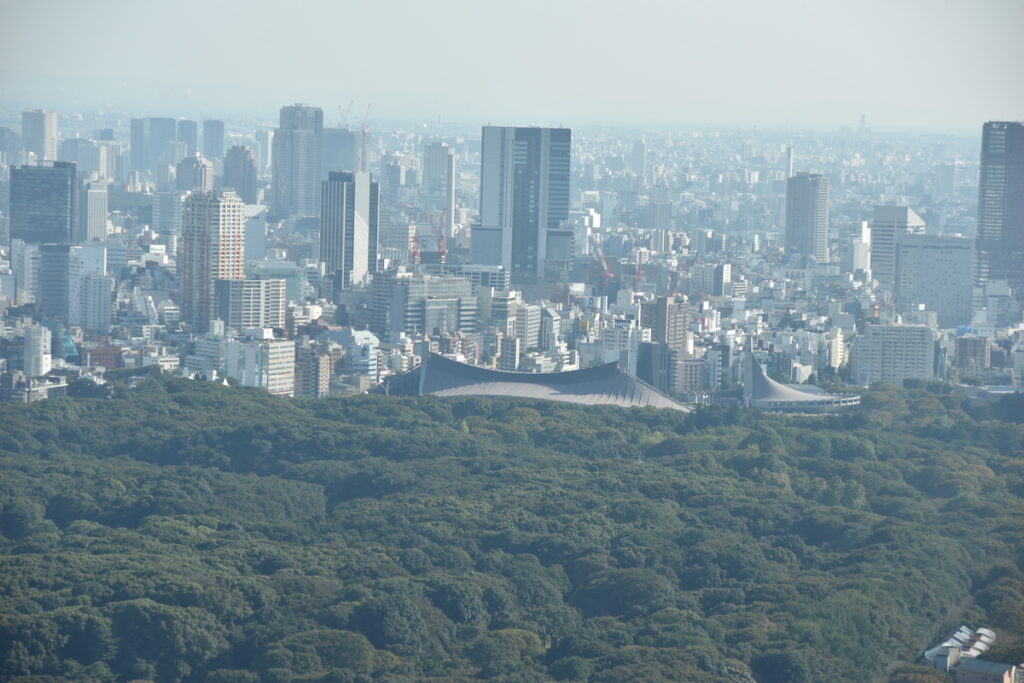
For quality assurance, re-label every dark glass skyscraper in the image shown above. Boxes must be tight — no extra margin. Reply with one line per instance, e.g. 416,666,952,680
319,171,379,290
10,161,78,244
785,172,829,263
475,126,571,284
975,121,1024,299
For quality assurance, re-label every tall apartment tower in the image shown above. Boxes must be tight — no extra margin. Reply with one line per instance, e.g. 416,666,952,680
319,171,379,289
474,126,571,284
642,295,691,353
179,190,246,332
272,104,323,220
10,161,77,244
223,145,259,204
975,121,1024,299
202,119,225,161
422,141,456,236
784,172,829,263
22,110,58,161
871,205,925,290
851,324,936,386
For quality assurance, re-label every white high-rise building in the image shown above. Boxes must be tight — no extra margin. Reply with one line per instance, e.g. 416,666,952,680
80,276,114,332
23,325,52,377
179,191,246,332
871,206,925,290
81,180,109,241
895,234,973,328
851,324,935,386
214,278,286,332
22,110,57,161
68,244,107,327
11,239,40,305
225,337,295,396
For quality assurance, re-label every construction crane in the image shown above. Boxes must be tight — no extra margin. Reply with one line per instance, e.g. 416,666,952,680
410,234,421,268
359,104,372,172
590,234,614,287
632,252,644,292
337,100,354,129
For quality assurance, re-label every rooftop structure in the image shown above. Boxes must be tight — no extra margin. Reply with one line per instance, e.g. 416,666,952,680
370,352,690,411
742,351,861,412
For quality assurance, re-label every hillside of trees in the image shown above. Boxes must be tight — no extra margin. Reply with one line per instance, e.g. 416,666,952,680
0,377,1022,682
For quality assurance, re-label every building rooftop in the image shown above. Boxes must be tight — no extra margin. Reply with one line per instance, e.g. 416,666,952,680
370,353,691,412
956,658,1013,675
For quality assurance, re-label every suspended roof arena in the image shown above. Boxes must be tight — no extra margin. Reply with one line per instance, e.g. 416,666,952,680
743,351,861,413
370,353,691,412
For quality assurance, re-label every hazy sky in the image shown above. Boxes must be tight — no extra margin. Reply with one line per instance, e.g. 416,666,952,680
1,0,1021,130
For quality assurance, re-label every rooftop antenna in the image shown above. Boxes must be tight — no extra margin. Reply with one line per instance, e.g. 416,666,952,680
359,104,372,172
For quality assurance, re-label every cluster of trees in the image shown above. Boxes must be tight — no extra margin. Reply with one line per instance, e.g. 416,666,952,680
0,376,1022,681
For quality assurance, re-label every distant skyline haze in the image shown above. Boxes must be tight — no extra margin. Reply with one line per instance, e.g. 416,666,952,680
1,0,1022,130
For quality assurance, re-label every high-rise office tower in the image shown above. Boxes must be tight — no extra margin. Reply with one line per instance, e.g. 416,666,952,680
22,110,58,161
785,146,795,178
272,104,323,219
422,141,456,236
175,155,215,192
895,234,973,328
632,140,646,181
871,206,925,290
179,190,245,332
975,121,1024,299
10,162,77,244
202,119,225,160
784,172,829,263
474,126,571,284
322,127,357,177
223,145,259,204
38,244,72,318
175,119,198,158
80,180,108,241
255,129,274,170
130,117,178,173
319,171,379,289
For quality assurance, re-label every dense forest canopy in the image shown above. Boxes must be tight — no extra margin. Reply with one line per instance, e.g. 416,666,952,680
0,377,1022,682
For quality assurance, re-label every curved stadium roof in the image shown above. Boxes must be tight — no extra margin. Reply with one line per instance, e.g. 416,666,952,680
370,353,691,412
744,351,860,411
